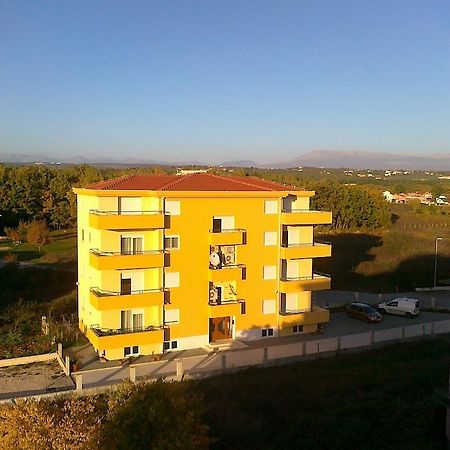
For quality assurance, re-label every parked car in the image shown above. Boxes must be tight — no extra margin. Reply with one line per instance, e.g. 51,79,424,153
377,297,420,318
346,302,382,323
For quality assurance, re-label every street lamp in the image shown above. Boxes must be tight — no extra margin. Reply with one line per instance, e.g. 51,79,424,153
434,237,443,288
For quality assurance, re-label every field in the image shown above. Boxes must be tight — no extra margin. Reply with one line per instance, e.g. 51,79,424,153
196,338,450,449
0,231,80,358
316,203,450,292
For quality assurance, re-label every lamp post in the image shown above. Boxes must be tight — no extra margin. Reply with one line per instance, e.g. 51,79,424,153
434,237,443,288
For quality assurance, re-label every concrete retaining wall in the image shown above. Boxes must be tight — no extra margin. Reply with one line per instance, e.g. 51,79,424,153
0,352,57,368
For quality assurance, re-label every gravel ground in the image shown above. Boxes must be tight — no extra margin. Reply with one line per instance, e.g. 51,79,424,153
0,359,73,399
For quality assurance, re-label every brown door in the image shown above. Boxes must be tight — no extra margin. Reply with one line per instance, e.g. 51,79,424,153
121,278,131,295
212,218,222,233
209,317,231,342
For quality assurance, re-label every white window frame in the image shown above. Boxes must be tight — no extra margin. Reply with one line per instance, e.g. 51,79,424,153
124,345,140,357
264,200,278,214
165,308,180,324
165,200,180,216
164,235,180,250
165,272,180,288
264,231,277,246
263,265,277,280
262,299,276,315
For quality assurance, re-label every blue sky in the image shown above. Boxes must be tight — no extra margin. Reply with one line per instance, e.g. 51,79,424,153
1,0,449,163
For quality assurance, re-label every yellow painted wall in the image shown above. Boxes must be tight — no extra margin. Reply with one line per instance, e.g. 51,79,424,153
75,186,331,359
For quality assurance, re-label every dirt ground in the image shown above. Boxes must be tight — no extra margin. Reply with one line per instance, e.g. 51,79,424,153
0,359,73,399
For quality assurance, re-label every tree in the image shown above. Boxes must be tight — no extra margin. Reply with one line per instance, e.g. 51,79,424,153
99,381,211,450
25,220,50,254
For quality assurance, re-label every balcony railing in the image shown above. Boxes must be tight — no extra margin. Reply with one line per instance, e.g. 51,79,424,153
90,324,163,337
280,241,331,248
281,272,330,282
208,298,244,306
209,263,245,271
209,228,246,233
90,249,165,257
279,307,311,316
90,209,163,216
90,287,165,297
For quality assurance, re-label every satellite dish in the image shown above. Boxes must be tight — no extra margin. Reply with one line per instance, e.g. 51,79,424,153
209,252,221,267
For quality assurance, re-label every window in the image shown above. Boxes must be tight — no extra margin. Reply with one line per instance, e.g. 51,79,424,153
164,235,180,249
262,299,276,315
121,310,143,331
264,231,277,246
124,345,140,357
119,197,141,215
165,200,180,215
163,341,178,351
264,200,278,214
171,341,178,349
263,265,277,280
165,309,180,324
293,325,304,333
262,328,274,338
163,341,170,351
387,301,398,307
165,272,180,288
121,236,143,254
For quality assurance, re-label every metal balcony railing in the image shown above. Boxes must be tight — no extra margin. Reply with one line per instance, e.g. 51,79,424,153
280,241,331,248
90,287,165,297
280,272,331,282
90,248,165,256
209,228,246,233
90,209,163,216
279,308,311,316
90,324,163,337
209,298,245,306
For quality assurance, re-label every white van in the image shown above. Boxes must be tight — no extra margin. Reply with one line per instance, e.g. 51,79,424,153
377,297,420,318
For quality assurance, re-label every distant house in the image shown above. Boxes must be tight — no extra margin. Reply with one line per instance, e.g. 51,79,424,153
382,191,433,204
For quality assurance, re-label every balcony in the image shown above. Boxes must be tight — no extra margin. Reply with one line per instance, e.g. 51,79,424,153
89,209,165,230
209,229,246,246
280,242,332,259
90,287,165,310
208,299,244,318
281,209,332,226
209,264,245,282
87,324,164,349
279,305,330,327
279,272,331,293
89,249,165,270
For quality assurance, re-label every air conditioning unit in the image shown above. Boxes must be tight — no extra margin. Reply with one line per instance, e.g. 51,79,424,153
224,253,235,265
209,287,218,303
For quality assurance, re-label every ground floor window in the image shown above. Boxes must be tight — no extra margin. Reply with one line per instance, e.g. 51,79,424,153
124,345,139,357
163,340,178,350
261,328,274,338
293,325,304,333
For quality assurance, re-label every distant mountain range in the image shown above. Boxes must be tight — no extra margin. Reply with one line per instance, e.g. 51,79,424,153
2,149,450,171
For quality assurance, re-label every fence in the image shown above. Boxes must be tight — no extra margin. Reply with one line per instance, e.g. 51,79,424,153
71,318,450,391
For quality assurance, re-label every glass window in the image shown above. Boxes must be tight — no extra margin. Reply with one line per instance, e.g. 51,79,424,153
165,200,180,215
263,266,277,280
264,200,278,214
164,235,180,249
264,231,277,246
262,299,276,314
165,309,180,324
165,272,180,288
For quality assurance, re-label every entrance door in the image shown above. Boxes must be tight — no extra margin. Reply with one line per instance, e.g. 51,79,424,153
209,317,231,342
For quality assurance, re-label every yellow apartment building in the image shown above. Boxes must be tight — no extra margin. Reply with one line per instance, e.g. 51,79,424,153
73,173,332,360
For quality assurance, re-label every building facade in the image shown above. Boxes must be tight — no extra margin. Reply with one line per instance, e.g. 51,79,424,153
74,173,332,360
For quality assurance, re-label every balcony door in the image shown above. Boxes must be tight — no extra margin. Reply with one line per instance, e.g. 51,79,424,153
121,236,143,255
121,272,144,295
121,309,144,332
118,197,141,215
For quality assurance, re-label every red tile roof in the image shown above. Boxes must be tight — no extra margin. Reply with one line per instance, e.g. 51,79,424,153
85,173,302,192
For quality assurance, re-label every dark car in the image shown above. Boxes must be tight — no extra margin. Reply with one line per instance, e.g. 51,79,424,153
346,302,382,323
